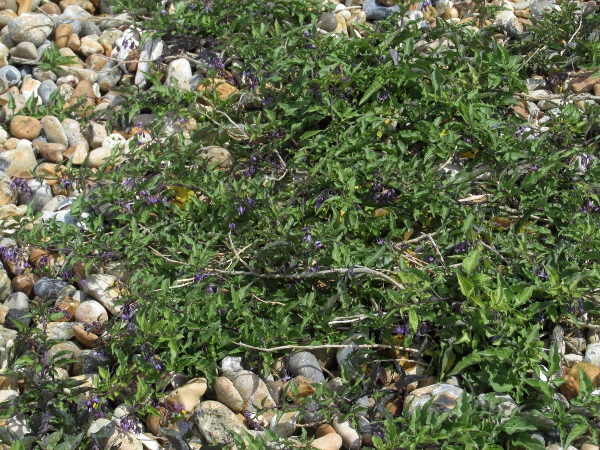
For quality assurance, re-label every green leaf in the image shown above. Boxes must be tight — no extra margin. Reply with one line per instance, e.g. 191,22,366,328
359,76,383,105
502,416,537,434
408,309,419,334
564,421,589,448
462,245,482,276
509,433,545,450
447,351,482,377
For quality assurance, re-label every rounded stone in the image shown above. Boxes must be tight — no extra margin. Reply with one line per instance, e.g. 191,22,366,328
194,401,246,445
288,351,325,383
7,13,54,47
54,295,80,321
43,322,75,340
215,376,244,413
72,323,99,348
0,147,36,178
0,171,16,207
34,278,70,300
404,383,464,415
74,300,108,325
4,291,29,311
39,80,59,105
165,378,208,413
73,349,110,375
10,115,42,140
55,23,73,49
41,116,69,147
0,66,21,88
19,179,53,213
317,12,338,32
4,309,31,330
226,370,277,412
9,42,37,60
11,273,38,298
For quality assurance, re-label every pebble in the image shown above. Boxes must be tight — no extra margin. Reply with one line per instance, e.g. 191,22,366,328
288,351,326,383
0,65,21,90
34,278,70,300
404,383,465,415
215,376,244,412
165,377,208,413
194,401,247,444
225,370,277,412
74,299,109,324
317,12,339,32
362,0,401,20
7,13,54,47
332,416,362,449
0,171,16,206
10,115,42,140
19,179,52,213
81,273,122,315
166,58,193,91
0,269,13,302
41,116,69,147
270,411,299,437
4,291,28,311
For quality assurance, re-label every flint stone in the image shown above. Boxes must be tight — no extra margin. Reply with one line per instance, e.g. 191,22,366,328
0,65,21,89
0,267,12,301
225,370,277,412
19,179,52,213
4,309,30,329
288,351,325,383
166,58,192,90
7,14,54,47
195,401,246,445
4,292,28,311
404,383,465,415
82,273,122,315
34,278,70,300
363,0,401,20
0,171,15,206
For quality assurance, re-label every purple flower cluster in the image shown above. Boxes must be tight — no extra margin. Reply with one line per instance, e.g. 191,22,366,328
120,415,142,434
533,267,548,281
246,155,258,179
85,397,108,418
0,246,30,275
242,411,263,431
372,180,397,204
121,302,137,330
122,38,136,51
139,190,165,205
193,270,209,284
581,200,600,214
242,71,259,90
566,298,584,316
83,320,105,335
454,240,471,253
208,55,227,77
10,178,32,198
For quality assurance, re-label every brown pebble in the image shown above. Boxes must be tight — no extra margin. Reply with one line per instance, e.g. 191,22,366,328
316,424,337,438
40,2,61,14
73,323,99,348
442,6,459,19
55,296,80,321
125,49,140,73
10,115,42,140
66,33,81,53
55,23,73,49
11,273,39,298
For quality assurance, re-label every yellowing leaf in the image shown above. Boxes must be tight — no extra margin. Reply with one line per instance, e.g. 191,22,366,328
459,148,479,159
339,210,345,222
440,129,449,137
168,186,196,210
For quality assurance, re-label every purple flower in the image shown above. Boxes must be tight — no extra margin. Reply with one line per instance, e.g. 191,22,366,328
315,241,323,250
228,223,236,231
531,165,539,171
304,30,310,37
193,271,209,284
238,204,245,216
160,9,167,15
377,238,385,246
206,283,216,294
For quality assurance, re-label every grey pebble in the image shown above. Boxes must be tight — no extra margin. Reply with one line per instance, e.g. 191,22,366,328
287,351,325,383
34,278,70,300
362,0,401,20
